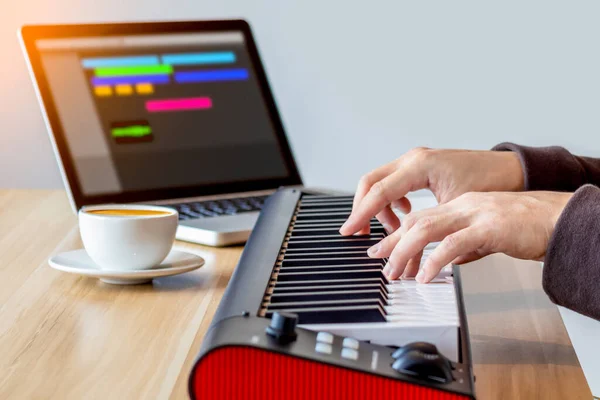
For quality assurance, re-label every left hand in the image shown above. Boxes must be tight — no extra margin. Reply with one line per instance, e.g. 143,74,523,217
366,191,573,283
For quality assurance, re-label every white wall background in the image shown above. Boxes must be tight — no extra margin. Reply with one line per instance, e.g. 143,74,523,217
2,1,600,191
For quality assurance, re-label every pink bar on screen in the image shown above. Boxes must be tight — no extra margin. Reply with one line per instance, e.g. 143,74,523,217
146,97,213,112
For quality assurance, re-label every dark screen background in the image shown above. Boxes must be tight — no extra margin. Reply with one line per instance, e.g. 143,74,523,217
77,41,290,192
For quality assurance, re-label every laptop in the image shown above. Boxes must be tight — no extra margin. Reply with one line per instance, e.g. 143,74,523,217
19,20,303,246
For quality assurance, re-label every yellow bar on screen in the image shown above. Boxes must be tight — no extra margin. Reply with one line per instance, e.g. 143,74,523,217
94,85,113,97
136,83,154,95
115,84,133,96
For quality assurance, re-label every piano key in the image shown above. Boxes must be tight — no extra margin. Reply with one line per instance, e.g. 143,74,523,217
272,276,388,286
265,305,386,324
271,281,388,294
278,262,382,270
291,221,380,229
287,233,385,243
286,239,381,250
300,195,354,201
272,283,387,294
282,250,370,258
298,203,354,211
277,267,383,276
281,258,382,267
290,227,386,237
275,269,385,282
268,290,387,304
295,213,352,221
266,299,385,312
292,219,350,226
297,207,352,214
289,233,385,242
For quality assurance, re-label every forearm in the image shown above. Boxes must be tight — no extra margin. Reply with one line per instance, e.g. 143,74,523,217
493,142,600,191
543,184,600,320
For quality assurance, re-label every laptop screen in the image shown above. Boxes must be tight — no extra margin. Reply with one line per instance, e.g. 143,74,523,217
23,22,301,207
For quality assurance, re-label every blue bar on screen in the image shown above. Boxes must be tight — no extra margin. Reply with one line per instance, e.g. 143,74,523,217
91,74,170,86
161,52,236,66
174,69,249,83
81,56,160,69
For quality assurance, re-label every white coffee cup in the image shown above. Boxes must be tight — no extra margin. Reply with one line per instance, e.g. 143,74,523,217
79,204,178,271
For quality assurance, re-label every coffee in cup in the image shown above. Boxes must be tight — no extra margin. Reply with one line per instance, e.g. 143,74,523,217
79,205,178,271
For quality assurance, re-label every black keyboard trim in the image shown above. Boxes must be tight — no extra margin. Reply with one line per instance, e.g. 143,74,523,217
207,189,301,337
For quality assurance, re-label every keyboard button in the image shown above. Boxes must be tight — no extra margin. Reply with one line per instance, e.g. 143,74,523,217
343,338,360,350
341,348,359,361
316,332,334,344
315,342,332,355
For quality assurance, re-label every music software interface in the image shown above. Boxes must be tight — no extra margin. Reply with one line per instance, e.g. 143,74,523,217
36,32,290,195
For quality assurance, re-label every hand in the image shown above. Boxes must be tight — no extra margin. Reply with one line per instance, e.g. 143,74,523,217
366,191,572,282
339,148,525,235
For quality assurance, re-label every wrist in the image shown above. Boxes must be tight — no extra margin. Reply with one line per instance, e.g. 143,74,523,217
489,151,525,192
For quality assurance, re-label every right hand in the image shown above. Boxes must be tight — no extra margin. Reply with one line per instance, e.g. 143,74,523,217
339,147,525,235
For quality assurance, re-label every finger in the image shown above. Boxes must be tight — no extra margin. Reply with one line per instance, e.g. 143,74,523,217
452,251,486,265
353,161,399,210
385,212,468,280
402,250,423,279
353,163,399,235
399,202,453,236
376,205,400,233
417,227,486,283
367,228,401,259
341,167,422,236
392,197,412,214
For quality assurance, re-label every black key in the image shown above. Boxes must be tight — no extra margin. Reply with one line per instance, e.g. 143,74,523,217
299,203,353,210
284,247,370,255
295,213,351,221
268,290,386,304
301,195,354,202
275,269,384,282
278,265,382,274
272,277,389,288
265,305,386,324
288,233,385,242
283,251,370,259
272,283,388,295
281,258,382,267
290,227,385,237
267,299,382,311
286,239,381,249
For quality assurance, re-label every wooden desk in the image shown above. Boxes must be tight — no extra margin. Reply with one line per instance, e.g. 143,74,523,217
0,190,592,399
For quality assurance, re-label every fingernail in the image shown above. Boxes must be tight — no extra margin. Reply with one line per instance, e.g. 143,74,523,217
416,268,426,283
339,221,350,234
383,223,392,233
367,244,380,257
382,262,391,277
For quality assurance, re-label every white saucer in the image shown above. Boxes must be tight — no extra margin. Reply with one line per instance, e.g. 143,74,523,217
48,249,205,285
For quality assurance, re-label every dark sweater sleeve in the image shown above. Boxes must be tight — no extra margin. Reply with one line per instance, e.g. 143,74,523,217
493,142,600,191
542,185,600,320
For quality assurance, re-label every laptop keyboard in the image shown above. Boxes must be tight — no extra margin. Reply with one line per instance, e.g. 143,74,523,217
167,195,269,221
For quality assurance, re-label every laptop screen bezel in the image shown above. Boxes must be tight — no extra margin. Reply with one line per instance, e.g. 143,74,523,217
20,20,302,209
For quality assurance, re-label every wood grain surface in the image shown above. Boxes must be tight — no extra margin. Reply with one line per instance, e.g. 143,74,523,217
0,190,592,399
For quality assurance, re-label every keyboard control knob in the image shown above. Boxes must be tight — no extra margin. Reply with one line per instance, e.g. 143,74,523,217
266,312,298,344
392,342,439,359
391,342,453,384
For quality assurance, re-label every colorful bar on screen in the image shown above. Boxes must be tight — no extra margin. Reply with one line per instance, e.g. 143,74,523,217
94,85,112,97
146,97,213,112
161,52,236,66
81,55,159,69
111,125,152,137
174,68,249,83
92,74,170,86
95,65,173,77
